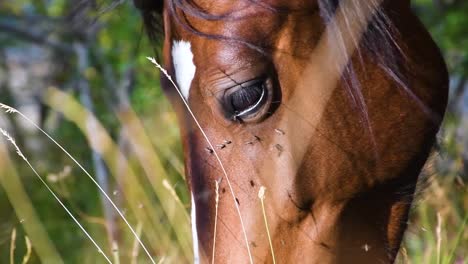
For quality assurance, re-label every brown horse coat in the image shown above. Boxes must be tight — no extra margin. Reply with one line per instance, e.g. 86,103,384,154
137,0,448,263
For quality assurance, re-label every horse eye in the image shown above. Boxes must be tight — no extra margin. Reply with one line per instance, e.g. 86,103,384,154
225,80,267,120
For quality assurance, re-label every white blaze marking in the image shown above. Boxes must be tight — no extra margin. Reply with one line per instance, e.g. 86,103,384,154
172,40,198,262
172,40,196,100
191,193,200,264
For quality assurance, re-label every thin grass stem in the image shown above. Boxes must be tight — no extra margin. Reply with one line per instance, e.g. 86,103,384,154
0,103,155,264
445,211,468,264
258,187,276,264
21,236,32,264
436,212,442,264
131,222,143,264
147,57,254,264
157,256,166,264
0,128,113,264
212,179,221,264
10,227,16,264
162,179,190,222
112,240,120,264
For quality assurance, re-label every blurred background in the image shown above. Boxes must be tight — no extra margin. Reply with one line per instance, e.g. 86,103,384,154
0,0,466,263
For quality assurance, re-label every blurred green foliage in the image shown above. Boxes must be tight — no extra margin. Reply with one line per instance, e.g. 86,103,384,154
0,1,466,263
413,0,468,77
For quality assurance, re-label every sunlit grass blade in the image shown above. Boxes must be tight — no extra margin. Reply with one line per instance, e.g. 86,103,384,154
112,240,120,264
9,227,16,264
259,186,276,264
21,236,32,264
43,89,183,259
0,128,113,264
1,101,157,264
212,179,221,264
131,222,143,264
114,104,192,257
436,213,442,264
444,211,468,264
0,141,63,264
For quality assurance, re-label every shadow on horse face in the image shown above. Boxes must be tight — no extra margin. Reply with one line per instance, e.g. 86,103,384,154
136,0,448,263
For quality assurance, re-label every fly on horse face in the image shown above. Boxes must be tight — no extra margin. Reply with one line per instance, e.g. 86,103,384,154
135,0,448,263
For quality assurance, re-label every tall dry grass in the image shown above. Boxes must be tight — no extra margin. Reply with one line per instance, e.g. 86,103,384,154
0,87,191,263
0,88,466,264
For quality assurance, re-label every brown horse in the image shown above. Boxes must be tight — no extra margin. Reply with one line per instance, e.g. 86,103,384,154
135,0,448,263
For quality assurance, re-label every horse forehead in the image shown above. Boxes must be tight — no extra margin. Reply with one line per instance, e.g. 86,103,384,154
170,0,318,77
171,0,318,45
192,0,312,13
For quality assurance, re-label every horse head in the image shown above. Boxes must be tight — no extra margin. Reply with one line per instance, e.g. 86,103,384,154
135,0,448,263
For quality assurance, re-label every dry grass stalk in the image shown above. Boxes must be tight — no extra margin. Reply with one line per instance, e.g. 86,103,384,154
1,102,156,264
21,236,32,264
258,186,276,264
10,228,16,264
0,139,63,263
112,240,120,264
212,178,221,264
436,212,442,264
162,179,189,221
157,256,166,264
113,104,192,256
131,222,144,264
147,57,254,264
0,127,113,264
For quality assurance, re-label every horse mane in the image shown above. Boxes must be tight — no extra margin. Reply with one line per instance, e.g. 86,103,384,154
317,0,410,152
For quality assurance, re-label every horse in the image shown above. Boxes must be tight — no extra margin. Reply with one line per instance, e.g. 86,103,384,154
134,0,448,263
